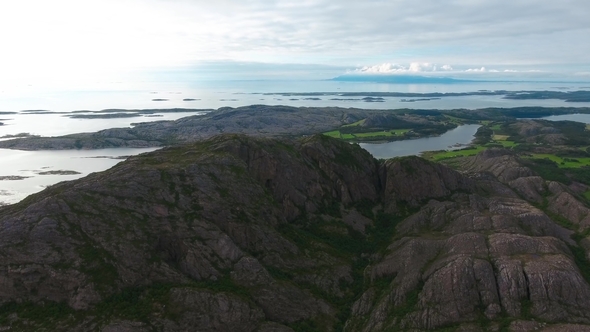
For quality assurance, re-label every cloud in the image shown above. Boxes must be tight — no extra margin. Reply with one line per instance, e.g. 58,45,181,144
352,62,549,76
355,62,453,74
0,0,589,83
461,67,541,73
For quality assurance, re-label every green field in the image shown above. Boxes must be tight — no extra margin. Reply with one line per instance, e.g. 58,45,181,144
323,130,355,139
353,131,395,138
493,140,517,147
492,134,509,141
342,119,366,127
322,129,409,140
526,154,590,168
426,145,488,160
444,115,465,124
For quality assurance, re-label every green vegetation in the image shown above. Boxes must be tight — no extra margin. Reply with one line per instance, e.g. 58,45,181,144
95,284,174,322
443,115,465,124
494,140,517,147
323,130,355,139
342,119,366,127
525,154,590,168
354,129,410,138
323,128,410,141
0,301,75,330
0,280,257,330
277,198,409,331
489,124,502,131
426,146,487,161
521,156,590,186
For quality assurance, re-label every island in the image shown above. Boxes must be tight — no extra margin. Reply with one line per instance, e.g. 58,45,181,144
1,105,589,150
36,170,82,175
0,175,31,181
258,89,590,102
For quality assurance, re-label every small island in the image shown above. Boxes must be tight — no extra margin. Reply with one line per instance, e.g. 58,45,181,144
400,97,441,102
362,96,385,102
36,170,82,175
66,113,142,119
0,175,31,181
1,133,36,139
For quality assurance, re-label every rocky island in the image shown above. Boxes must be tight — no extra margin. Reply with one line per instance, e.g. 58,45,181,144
36,170,82,175
0,175,30,181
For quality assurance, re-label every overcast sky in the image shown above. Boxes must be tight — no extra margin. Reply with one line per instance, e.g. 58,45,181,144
1,0,589,83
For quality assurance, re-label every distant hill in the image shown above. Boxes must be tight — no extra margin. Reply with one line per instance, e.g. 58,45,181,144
331,74,476,84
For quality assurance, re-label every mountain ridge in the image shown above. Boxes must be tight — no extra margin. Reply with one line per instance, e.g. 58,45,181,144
1,134,590,331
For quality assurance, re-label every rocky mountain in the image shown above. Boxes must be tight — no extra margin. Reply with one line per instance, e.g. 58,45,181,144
1,135,590,331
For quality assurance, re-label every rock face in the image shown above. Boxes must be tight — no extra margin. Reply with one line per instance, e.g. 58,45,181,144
0,135,590,331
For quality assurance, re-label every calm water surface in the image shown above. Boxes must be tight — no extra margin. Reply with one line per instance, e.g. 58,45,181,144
541,113,590,124
360,124,481,159
0,148,158,205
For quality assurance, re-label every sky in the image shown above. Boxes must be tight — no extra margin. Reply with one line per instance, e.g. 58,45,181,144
1,0,590,85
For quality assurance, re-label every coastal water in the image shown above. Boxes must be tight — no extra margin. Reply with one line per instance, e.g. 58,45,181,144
0,148,158,205
0,111,208,137
541,113,590,124
359,124,481,159
2,80,590,137
2,79,590,114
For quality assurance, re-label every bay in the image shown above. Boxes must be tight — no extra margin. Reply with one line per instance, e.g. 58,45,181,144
359,124,481,159
0,148,158,205
540,113,590,124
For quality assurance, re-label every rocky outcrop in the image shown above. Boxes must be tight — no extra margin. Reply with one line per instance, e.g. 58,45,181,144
462,149,535,183
546,181,590,230
1,135,590,331
461,149,590,232
509,120,567,145
380,156,476,211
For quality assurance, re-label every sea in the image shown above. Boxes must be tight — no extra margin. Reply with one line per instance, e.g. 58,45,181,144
2,77,590,205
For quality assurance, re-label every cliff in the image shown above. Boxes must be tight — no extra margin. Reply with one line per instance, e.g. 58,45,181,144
0,135,590,331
